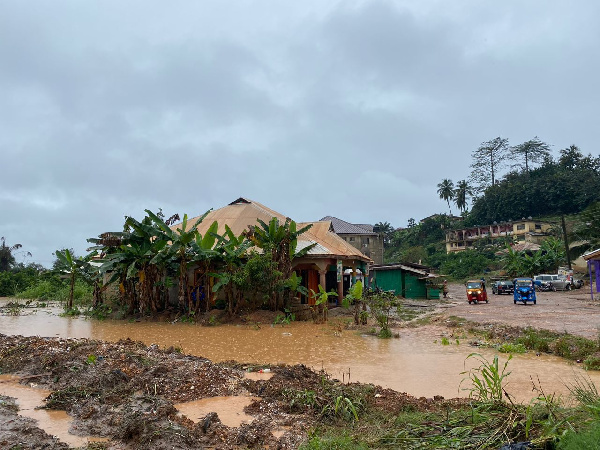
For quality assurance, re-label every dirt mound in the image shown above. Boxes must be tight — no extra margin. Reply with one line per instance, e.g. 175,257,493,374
0,333,457,449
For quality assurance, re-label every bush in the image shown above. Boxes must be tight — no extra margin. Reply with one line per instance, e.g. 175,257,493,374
557,421,600,449
16,279,93,304
553,335,599,361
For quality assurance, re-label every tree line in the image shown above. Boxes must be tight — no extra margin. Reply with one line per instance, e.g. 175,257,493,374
1,211,316,317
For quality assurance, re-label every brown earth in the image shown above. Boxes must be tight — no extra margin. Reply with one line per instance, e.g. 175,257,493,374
0,333,460,449
1,284,598,448
438,282,600,339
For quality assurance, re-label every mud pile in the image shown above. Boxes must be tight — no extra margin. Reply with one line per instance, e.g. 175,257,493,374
0,333,455,449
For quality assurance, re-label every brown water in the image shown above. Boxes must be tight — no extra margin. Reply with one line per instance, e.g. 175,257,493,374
0,374,109,447
2,305,599,403
175,396,258,427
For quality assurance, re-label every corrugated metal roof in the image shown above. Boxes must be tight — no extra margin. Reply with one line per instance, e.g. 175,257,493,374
320,216,377,235
370,263,430,276
173,198,371,262
583,248,600,260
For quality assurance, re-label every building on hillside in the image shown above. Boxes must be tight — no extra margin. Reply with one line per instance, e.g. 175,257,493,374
583,248,600,300
369,262,441,299
321,216,384,264
445,219,555,253
173,198,372,307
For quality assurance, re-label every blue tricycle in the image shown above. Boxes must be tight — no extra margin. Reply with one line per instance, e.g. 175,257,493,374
513,278,536,305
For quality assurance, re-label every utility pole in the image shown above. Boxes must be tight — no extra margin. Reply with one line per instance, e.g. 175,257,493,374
561,215,572,270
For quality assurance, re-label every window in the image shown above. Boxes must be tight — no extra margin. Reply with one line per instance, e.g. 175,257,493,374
535,224,542,230
364,238,370,245
349,237,355,242
516,224,525,231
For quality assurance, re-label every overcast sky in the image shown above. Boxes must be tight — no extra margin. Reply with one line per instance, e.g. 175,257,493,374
2,0,599,267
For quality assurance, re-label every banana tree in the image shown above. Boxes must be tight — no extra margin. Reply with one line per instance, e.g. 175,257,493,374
248,217,316,310
146,209,210,313
53,249,79,310
210,225,253,315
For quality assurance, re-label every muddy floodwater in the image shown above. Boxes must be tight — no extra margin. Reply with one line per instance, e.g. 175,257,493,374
2,305,600,403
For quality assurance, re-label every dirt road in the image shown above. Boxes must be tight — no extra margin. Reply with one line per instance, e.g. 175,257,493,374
439,282,600,339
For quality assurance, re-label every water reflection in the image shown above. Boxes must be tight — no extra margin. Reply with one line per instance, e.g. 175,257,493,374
1,305,599,403
0,374,108,447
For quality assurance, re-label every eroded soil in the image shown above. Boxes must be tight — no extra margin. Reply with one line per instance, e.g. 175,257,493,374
0,333,458,449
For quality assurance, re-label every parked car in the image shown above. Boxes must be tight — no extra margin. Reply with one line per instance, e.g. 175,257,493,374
534,274,574,291
513,278,537,305
533,274,555,291
492,280,514,295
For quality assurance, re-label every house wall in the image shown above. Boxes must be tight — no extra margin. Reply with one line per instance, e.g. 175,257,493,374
373,270,402,295
339,234,384,264
372,269,428,299
404,273,427,299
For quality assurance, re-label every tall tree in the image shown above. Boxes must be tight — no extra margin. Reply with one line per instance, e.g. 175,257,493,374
454,180,473,213
0,237,30,272
436,179,455,214
509,136,551,173
469,137,509,193
374,221,394,246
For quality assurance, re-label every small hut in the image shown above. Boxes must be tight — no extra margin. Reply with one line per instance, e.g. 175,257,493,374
369,262,440,299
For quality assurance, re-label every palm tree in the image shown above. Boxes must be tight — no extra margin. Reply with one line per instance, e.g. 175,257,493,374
437,179,455,214
0,237,30,272
454,180,473,213
374,221,394,246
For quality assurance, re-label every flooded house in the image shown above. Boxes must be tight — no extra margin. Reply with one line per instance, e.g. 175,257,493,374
174,197,372,307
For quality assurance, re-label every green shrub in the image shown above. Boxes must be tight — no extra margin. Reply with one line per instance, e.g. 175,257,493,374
516,328,555,353
584,355,600,371
497,343,527,354
557,421,600,449
553,335,598,361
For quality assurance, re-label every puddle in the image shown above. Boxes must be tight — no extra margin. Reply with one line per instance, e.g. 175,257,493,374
272,426,290,438
0,374,109,447
3,304,600,403
175,396,259,427
244,370,274,381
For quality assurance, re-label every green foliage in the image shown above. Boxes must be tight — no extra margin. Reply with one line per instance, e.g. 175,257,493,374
497,343,527,354
469,145,600,224
365,290,397,338
567,375,600,418
300,432,368,450
460,353,512,401
553,335,599,361
0,237,31,272
0,265,43,296
441,337,450,346
434,250,495,280
16,279,93,304
342,280,363,308
557,422,600,450
437,179,455,214
515,328,555,353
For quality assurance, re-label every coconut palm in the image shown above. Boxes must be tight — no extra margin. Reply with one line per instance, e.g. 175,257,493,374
454,180,473,213
437,179,455,214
